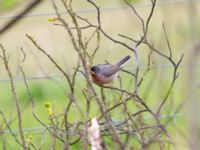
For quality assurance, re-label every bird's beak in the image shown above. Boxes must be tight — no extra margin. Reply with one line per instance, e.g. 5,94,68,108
90,71,95,75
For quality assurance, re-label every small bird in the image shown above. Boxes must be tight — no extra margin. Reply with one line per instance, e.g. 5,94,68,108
90,55,131,85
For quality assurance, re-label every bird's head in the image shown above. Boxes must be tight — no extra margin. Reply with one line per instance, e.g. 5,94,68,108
90,66,100,75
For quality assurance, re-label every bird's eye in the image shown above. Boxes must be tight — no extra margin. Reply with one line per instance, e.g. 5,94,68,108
91,66,96,72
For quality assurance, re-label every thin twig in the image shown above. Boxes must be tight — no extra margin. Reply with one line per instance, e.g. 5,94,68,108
0,44,26,149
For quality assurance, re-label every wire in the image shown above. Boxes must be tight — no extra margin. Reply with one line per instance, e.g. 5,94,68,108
0,64,176,82
2,127,46,135
1,112,184,135
0,61,199,83
0,0,200,20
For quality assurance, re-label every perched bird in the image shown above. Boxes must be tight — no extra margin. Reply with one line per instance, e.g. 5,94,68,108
90,55,131,85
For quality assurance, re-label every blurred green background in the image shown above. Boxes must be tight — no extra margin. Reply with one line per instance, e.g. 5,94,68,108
0,0,200,149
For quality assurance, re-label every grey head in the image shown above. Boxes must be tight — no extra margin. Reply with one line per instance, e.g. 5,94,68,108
90,66,100,73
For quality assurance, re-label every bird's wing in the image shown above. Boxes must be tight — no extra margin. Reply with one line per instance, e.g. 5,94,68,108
99,64,121,77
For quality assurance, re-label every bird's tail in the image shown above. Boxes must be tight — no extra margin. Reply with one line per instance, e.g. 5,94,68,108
116,55,131,67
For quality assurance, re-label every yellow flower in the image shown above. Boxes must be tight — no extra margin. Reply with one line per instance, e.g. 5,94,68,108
48,17,57,22
26,134,33,144
44,102,51,109
44,102,55,117
48,107,53,116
